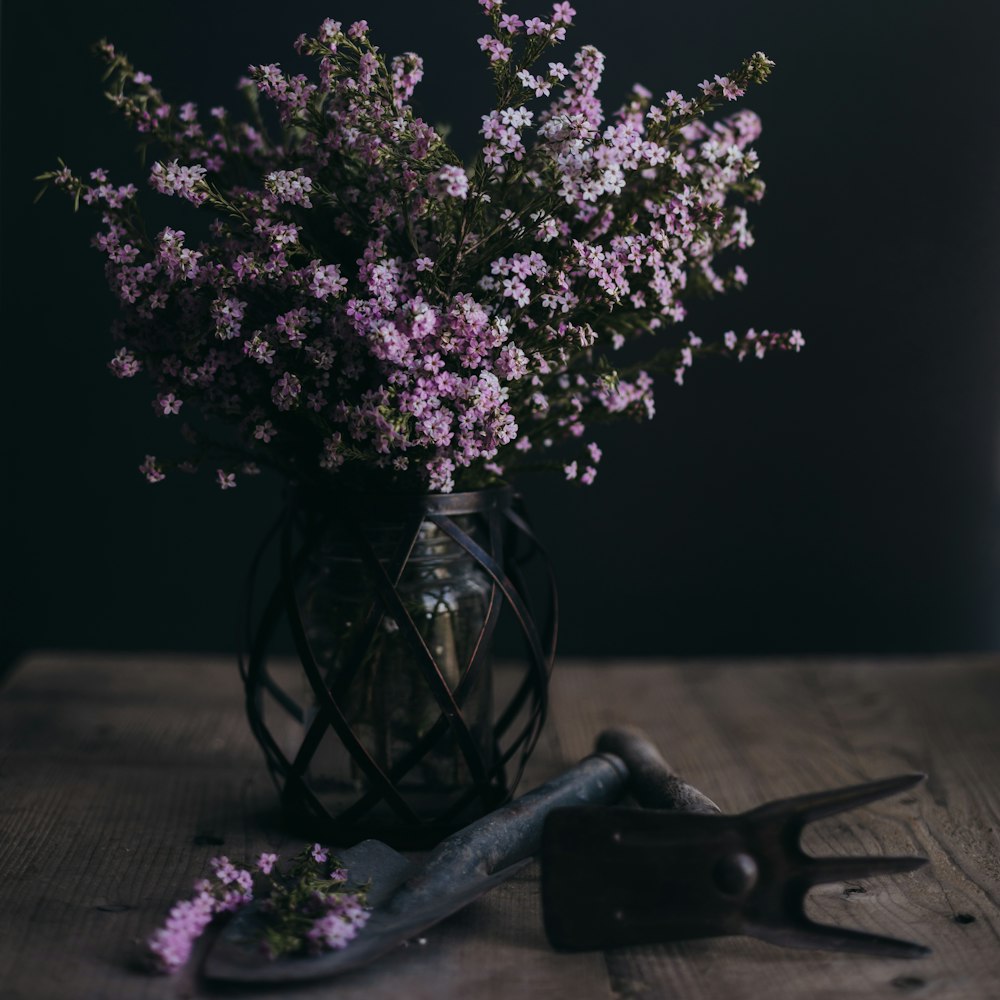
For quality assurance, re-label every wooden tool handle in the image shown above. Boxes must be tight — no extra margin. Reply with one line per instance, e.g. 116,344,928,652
595,725,721,815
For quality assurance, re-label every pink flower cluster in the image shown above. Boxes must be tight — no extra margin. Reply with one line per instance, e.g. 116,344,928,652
147,855,256,974
304,893,369,952
43,4,801,494
145,846,368,974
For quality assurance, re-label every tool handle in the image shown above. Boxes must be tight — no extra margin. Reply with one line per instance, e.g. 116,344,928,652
415,727,715,892
595,725,721,815
409,751,629,891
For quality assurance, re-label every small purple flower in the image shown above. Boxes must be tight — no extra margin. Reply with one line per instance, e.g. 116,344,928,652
477,34,512,63
517,70,551,97
210,857,236,883
108,347,141,378
430,165,469,200
149,160,208,205
266,169,314,208
309,263,347,300
499,12,524,33
244,335,276,365
234,869,254,893
310,844,328,864
318,18,342,43
319,434,345,470
271,371,302,411
138,455,165,484
551,2,576,24
147,891,215,974
253,420,276,443
715,74,745,101
306,911,360,952
155,393,183,416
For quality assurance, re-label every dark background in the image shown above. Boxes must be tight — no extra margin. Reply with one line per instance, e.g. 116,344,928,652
3,0,1000,666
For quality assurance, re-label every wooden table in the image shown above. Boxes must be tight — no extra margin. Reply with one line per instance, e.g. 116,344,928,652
1,652,998,999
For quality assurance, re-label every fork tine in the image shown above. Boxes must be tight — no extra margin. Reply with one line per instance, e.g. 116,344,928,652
802,854,928,886
751,919,931,959
747,773,926,825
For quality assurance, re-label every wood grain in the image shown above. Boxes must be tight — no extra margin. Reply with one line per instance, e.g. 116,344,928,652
1,652,999,998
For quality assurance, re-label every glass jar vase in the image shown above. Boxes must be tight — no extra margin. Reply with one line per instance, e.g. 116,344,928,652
298,513,497,821
241,485,554,848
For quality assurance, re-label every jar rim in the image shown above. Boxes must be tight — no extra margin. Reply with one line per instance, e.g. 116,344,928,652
291,482,514,518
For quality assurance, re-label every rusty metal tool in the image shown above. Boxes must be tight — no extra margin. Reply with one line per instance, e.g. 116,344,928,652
542,726,930,959
204,727,683,984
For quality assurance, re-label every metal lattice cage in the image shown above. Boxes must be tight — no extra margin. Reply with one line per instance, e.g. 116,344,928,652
240,485,556,848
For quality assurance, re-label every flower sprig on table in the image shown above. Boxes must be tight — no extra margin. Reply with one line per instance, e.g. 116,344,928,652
39,1,801,494
146,843,368,974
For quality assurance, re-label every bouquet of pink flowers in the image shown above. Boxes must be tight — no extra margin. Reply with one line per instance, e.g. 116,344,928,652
40,1,801,494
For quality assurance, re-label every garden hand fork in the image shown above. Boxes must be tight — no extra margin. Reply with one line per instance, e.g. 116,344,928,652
542,726,930,958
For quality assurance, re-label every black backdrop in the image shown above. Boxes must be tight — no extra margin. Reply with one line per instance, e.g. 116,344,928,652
3,0,1000,664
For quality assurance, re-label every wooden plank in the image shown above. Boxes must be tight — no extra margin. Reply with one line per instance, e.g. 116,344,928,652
2,652,1000,998
545,657,1000,1000
0,651,613,1000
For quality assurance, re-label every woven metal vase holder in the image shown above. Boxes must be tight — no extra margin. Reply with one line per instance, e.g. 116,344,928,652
240,485,556,848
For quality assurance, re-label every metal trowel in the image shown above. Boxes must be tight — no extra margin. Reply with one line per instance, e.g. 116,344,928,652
204,726,691,984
